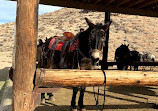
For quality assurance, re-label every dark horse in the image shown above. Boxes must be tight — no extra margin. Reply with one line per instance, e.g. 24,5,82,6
41,18,111,111
130,50,141,71
115,44,131,70
115,44,141,71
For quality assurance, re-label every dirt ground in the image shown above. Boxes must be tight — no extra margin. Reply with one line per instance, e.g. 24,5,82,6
35,86,158,111
35,67,158,111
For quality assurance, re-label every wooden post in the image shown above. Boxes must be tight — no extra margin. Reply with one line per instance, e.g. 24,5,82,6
13,0,39,111
101,12,110,70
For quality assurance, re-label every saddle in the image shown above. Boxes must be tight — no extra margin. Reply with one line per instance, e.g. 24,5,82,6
48,32,79,68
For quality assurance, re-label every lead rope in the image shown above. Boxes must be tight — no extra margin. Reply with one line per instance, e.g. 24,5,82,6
93,69,106,111
90,30,107,111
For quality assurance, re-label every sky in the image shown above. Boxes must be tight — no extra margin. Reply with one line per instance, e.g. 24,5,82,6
0,0,62,24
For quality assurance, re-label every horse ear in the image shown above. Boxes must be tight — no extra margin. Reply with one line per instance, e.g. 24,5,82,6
85,17,95,28
104,21,112,31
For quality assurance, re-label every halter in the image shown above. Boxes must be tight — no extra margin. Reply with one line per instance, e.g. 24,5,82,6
88,27,106,62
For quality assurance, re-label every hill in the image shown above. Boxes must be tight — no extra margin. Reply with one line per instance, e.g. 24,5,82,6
0,7,158,64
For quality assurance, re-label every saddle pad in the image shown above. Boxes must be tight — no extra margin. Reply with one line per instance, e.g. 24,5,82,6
48,37,79,52
48,37,64,51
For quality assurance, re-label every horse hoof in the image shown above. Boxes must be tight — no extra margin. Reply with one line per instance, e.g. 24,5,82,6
71,108,77,111
41,98,45,104
79,108,86,111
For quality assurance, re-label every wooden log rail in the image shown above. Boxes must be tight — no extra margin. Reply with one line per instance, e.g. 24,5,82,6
99,62,158,66
36,68,158,87
131,62,158,66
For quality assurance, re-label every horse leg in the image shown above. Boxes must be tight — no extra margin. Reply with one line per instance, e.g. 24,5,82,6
71,87,79,109
41,93,45,104
130,65,132,70
46,57,51,68
134,65,138,71
47,93,55,101
78,86,86,110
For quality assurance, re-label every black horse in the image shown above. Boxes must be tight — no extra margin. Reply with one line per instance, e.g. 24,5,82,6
130,50,141,71
115,44,131,70
40,18,111,111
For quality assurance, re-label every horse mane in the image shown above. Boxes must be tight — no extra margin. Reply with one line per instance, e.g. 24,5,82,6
78,27,92,58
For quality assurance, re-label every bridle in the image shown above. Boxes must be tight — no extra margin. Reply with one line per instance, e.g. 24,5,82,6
88,27,106,61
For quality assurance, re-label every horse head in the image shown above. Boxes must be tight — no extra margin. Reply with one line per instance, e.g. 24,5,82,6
79,18,112,64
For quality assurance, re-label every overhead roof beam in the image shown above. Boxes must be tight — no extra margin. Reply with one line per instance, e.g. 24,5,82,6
114,0,131,7
37,0,158,17
9,0,158,17
104,0,115,6
127,0,145,8
152,4,158,9
82,0,88,3
137,0,158,9
94,0,102,4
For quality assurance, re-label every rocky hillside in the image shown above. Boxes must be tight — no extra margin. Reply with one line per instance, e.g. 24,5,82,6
0,8,158,63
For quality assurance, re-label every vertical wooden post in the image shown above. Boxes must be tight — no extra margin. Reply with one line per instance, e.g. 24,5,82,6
13,0,39,111
101,12,110,70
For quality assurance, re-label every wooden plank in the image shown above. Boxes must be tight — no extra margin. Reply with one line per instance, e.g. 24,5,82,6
94,0,102,4
10,0,158,17
104,0,115,5
36,69,158,87
137,0,158,9
82,0,88,3
100,62,158,66
38,0,158,17
131,62,158,66
152,4,158,9
114,0,131,7
13,0,39,111
126,0,145,8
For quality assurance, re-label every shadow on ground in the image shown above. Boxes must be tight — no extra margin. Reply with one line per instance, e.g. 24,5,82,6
0,67,10,103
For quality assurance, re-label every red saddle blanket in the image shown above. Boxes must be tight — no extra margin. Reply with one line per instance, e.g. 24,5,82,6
48,37,79,52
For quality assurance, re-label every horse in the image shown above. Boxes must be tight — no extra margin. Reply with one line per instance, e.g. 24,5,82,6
141,52,155,70
115,44,131,70
130,50,141,71
42,18,111,111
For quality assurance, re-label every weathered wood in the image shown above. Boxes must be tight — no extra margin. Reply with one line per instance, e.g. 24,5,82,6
100,61,158,66
10,0,158,17
36,69,158,87
102,12,110,70
131,62,158,66
13,0,39,111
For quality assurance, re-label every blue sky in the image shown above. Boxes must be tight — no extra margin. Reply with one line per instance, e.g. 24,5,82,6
0,0,62,24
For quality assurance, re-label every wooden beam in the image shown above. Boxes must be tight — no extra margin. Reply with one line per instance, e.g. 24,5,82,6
38,0,158,17
82,0,88,3
94,0,102,4
152,3,158,9
36,69,158,87
114,0,131,7
137,0,158,9
104,0,115,6
10,0,158,17
101,12,110,70
13,0,39,111
127,0,145,8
